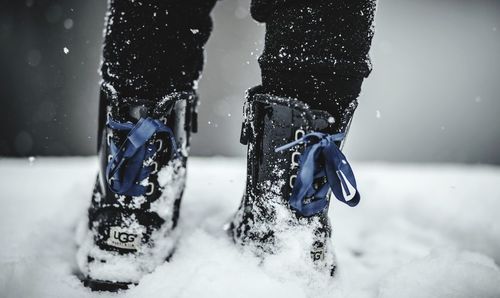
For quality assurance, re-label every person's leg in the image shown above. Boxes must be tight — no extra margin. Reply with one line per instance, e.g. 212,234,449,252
77,0,216,291
101,0,215,98
230,0,376,274
256,0,376,131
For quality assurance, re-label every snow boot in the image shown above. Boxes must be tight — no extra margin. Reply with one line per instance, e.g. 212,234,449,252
228,86,360,276
76,84,198,291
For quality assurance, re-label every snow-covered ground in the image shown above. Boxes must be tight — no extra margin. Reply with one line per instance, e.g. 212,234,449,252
0,157,499,298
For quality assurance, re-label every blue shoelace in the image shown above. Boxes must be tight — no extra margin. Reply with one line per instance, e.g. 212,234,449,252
275,132,360,217
106,117,178,196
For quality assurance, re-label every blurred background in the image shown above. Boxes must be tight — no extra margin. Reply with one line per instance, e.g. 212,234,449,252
0,0,499,164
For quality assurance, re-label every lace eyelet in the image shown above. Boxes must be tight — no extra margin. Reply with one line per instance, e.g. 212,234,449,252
145,182,155,196
289,175,297,188
155,139,163,152
295,129,305,141
107,133,113,146
108,155,113,162
291,152,301,168
151,161,159,174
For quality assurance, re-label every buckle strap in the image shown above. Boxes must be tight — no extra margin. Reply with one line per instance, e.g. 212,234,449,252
106,117,178,196
276,132,360,217
240,101,253,145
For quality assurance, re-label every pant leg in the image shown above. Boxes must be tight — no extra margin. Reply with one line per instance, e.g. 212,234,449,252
250,0,377,131
97,0,216,150
101,0,217,100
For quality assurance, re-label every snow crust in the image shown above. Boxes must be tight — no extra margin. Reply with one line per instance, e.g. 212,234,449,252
0,157,499,298
75,158,186,283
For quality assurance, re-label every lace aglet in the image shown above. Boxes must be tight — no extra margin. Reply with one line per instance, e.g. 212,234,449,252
275,145,289,153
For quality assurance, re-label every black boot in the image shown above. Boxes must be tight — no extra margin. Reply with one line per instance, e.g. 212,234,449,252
76,84,198,291
228,86,360,276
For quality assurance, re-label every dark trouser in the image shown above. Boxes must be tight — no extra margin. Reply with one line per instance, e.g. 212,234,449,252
101,0,376,129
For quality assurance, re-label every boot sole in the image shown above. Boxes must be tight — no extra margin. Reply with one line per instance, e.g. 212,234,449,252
76,248,176,291
82,277,135,292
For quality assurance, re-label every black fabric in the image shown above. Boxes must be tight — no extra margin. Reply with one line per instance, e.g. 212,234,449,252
252,0,376,126
262,72,363,131
252,0,376,78
102,0,217,100
101,0,376,124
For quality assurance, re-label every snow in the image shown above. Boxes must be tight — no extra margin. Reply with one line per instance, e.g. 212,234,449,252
0,157,499,298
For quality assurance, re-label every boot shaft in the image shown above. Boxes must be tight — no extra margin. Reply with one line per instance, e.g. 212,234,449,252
88,85,199,255
96,84,198,204
240,86,342,215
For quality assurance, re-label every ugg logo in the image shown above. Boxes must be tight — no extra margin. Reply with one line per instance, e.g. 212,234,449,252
289,129,305,188
311,248,325,261
106,226,142,250
113,231,137,243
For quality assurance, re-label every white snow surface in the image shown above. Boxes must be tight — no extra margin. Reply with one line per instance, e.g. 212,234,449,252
0,157,499,298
